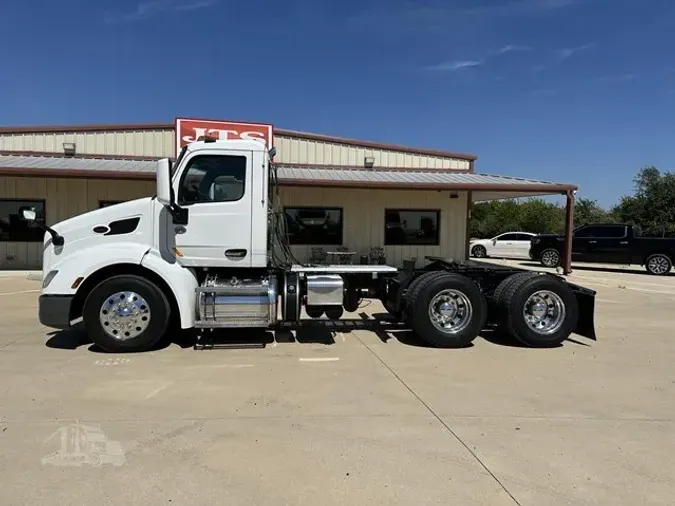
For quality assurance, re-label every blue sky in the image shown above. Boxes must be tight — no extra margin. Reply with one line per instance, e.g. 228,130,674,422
1,0,674,207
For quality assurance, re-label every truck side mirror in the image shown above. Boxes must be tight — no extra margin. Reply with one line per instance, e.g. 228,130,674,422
18,206,64,246
156,158,188,225
156,158,172,207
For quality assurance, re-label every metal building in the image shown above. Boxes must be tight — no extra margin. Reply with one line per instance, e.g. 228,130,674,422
0,118,578,270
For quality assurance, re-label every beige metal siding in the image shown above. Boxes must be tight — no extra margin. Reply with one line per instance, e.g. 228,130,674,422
274,135,471,170
280,187,467,266
0,130,175,158
0,128,471,170
0,176,154,269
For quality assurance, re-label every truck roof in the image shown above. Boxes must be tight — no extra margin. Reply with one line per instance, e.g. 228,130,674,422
186,138,268,153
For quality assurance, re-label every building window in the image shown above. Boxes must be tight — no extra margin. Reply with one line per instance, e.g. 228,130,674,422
0,200,46,242
178,155,246,204
99,200,124,208
284,207,343,245
385,209,440,246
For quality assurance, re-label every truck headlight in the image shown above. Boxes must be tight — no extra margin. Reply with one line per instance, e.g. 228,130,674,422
43,270,58,289
532,238,540,245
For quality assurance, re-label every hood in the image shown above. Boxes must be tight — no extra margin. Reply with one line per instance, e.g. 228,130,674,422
51,197,153,236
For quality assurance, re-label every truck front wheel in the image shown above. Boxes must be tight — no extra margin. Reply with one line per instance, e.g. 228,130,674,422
645,254,672,276
410,274,487,348
82,275,171,353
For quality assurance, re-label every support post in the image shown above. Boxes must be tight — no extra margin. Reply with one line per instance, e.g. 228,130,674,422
563,190,575,275
465,191,473,260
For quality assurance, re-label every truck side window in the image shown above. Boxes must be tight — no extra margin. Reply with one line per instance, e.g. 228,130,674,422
575,226,626,238
178,155,246,204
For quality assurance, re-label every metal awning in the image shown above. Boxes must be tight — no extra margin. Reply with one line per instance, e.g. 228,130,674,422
0,153,156,178
0,153,577,200
274,165,576,200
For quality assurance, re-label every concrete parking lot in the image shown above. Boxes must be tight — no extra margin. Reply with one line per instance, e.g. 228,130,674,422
1,262,674,505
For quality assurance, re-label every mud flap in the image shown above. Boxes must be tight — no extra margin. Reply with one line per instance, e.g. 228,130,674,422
570,284,597,340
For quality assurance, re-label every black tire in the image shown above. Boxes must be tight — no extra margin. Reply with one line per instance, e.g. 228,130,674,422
490,271,539,323
83,274,171,353
403,271,453,323
409,273,487,348
539,248,561,268
472,245,487,258
501,275,578,348
645,254,672,276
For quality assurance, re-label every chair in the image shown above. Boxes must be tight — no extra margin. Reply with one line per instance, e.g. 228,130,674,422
309,247,327,265
369,247,386,265
336,246,352,265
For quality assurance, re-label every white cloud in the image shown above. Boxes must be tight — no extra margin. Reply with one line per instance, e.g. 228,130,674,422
491,45,533,55
426,60,484,71
105,0,218,23
427,43,534,72
531,42,594,73
465,0,578,17
556,43,594,62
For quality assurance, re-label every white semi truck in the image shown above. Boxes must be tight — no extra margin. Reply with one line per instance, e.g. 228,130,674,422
21,137,598,353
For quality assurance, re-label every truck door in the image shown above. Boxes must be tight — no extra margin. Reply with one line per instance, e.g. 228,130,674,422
589,225,629,264
572,225,628,264
170,150,253,267
570,226,594,261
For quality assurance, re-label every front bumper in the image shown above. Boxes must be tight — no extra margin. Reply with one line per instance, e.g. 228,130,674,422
39,295,74,330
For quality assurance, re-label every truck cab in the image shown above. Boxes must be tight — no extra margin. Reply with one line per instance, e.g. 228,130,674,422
161,138,270,268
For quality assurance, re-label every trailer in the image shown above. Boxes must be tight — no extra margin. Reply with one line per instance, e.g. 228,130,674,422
22,137,597,353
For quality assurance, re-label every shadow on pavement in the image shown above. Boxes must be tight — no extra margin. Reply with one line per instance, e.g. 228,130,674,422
518,261,672,277
46,324,197,353
44,315,591,352
480,328,589,348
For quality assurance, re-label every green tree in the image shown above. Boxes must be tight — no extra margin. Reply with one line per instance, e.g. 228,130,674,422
470,198,565,238
612,166,675,237
519,198,565,234
574,198,609,227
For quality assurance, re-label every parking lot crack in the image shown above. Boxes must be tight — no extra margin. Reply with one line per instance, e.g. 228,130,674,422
353,334,523,506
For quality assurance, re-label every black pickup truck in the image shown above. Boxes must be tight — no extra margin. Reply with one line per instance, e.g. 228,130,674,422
529,223,675,275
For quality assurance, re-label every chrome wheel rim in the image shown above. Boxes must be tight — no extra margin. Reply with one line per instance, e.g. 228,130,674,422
648,256,670,274
428,289,473,334
541,250,559,267
523,290,565,335
473,247,486,258
99,291,151,341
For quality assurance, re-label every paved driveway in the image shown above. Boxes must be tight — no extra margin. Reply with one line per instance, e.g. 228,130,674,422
0,268,674,505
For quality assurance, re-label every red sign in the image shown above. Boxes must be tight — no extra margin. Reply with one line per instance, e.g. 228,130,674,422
175,117,274,156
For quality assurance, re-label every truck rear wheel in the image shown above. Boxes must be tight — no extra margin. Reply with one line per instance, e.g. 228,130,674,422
83,275,171,353
539,249,561,268
403,271,452,324
491,271,538,323
645,254,672,276
409,273,487,348
500,275,578,348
